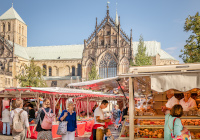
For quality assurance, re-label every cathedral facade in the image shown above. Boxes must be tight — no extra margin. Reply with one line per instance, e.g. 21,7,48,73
0,6,179,91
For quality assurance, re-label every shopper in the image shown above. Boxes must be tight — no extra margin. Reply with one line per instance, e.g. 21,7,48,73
28,104,35,122
122,103,129,121
164,104,188,140
10,98,31,140
162,89,179,114
179,90,197,111
33,98,53,140
90,100,111,140
2,106,10,135
59,101,78,140
113,105,121,129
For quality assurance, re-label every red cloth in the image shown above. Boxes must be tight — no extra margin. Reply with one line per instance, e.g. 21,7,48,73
90,124,106,140
105,120,113,128
26,125,37,139
85,119,95,132
76,122,86,136
52,124,62,138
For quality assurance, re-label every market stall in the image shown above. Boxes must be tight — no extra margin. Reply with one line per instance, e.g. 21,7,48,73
68,63,200,140
0,87,121,138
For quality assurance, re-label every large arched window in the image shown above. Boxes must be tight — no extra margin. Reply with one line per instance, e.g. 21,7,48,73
49,67,52,76
8,22,10,31
77,64,81,76
99,53,117,78
72,66,75,76
8,35,10,40
43,64,47,76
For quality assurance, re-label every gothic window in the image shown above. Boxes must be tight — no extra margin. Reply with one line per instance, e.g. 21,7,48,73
101,40,104,45
72,66,75,76
43,64,47,76
3,23,5,32
113,40,117,45
99,53,117,78
8,35,10,40
77,64,81,76
107,31,110,35
8,22,10,31
86,62,93,80
49,67,52,76
56,68,59,76
121,58,129,74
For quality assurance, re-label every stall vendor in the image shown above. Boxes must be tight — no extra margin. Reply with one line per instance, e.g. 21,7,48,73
77,111,86,120
179,90,197,111
162,89,179,114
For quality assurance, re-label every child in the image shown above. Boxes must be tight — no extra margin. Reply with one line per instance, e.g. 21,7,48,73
104,128,114,140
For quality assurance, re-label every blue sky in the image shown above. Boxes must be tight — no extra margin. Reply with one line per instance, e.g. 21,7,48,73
1,0,200,63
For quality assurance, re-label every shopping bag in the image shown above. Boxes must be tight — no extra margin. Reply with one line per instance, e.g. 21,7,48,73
56,121,68,135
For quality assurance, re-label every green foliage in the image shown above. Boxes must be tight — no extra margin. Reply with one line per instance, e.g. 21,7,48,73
129,59,135,66
180,12,200,63
16,59,47,87
88,63,100,80
135,35,152,66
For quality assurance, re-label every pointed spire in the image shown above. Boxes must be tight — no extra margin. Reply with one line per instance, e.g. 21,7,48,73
96,17,98,28
107,0,110,17
115,2,119,26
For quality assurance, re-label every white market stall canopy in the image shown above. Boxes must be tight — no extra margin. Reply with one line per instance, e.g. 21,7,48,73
0,87,123,99
68,64,200,92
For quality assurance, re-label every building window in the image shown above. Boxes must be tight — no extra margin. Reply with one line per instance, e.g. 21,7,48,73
43,65,47,76
8,35,10,40
19,24,21,34
22,26,24,35
86,62,93,80
3,23,5,32
49,67,52,76
107,31,110,35
77,64,81,76
101,40,104,45
8,78,10,85
99,53,117,78
8,22,10,31
51,81,57,87
56,68,59,76
113,40,117,45
72,66,75,76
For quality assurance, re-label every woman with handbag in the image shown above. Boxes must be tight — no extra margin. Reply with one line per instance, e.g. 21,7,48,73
164,104,191,140
33,98,54,140
59,101,78,140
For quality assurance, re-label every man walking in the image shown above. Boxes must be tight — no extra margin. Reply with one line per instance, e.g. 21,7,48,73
2,106,10,135
10,99,31,140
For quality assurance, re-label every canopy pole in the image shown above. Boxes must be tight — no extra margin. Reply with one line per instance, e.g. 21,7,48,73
87,96,89,118
53,94,56,116
129,77,135,140
36,92,39,111
109,98,110,113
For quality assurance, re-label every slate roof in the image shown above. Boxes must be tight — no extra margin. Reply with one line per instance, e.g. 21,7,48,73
11,41,176,61
0,7,25,24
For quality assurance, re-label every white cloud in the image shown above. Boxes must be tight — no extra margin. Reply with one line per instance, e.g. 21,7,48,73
165,47,178,51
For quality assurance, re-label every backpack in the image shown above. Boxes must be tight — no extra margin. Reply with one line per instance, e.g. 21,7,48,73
12,110,24,133
40,108,55,130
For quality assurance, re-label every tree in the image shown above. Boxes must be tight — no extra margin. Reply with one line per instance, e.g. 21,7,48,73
88,63,100,80
135,35,152,66
16,59,47,87
180,12,200,63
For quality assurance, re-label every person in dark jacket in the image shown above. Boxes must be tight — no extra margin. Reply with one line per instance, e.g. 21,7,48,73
28,104,35,122
59,101,78,140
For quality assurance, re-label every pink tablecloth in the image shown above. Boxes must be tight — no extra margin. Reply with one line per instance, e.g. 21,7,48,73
80,119,94,132
76,122,86,136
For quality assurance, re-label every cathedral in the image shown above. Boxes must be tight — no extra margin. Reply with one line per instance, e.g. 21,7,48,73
0,5,179,91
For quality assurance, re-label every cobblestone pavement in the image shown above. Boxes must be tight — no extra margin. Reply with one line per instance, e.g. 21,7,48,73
0,124,119,140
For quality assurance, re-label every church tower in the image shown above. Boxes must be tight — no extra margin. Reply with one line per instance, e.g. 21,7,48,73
0,5,27,47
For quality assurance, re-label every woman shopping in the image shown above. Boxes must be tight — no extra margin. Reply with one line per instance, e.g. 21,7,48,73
33,98,54,140
164,104,190,140
59,101,78,140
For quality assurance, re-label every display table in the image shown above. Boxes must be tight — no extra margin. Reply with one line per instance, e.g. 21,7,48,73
79,119,94,132
76,122,86,136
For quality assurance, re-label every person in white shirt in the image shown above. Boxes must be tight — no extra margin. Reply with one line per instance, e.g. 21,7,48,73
162,89,179,114
179,91,197,111
91,100,111,140
2,106,10,135
10,99,31,140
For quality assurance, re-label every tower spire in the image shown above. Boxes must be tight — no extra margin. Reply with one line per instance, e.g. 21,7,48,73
115,2,119,26
12,0,14,7
107,0,110,16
